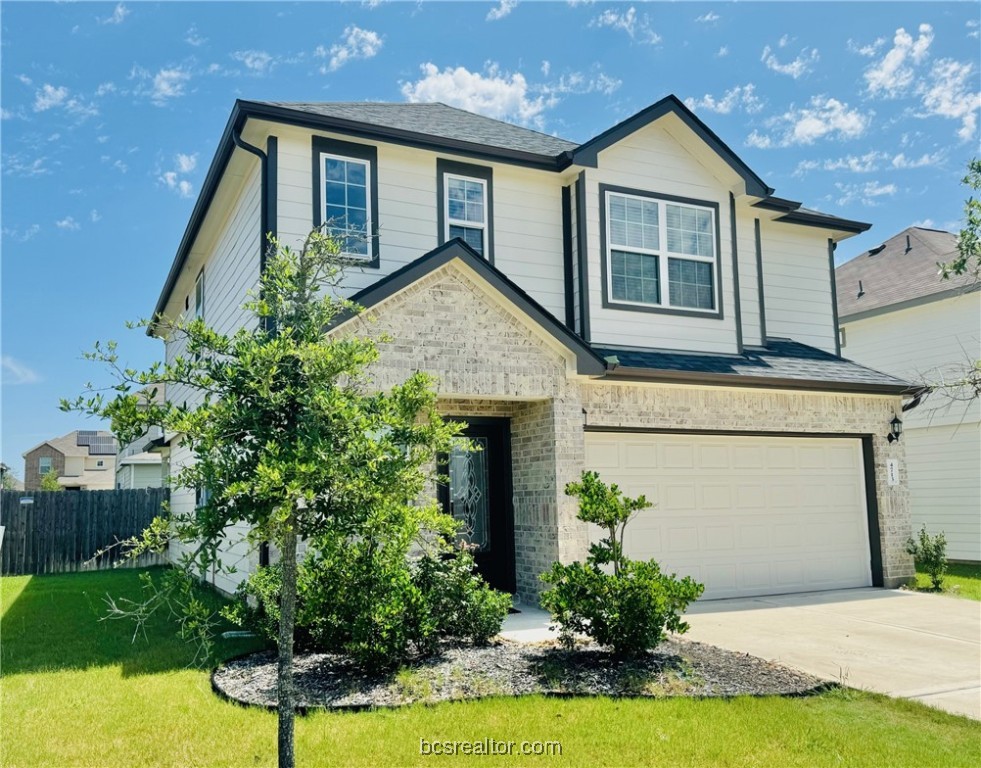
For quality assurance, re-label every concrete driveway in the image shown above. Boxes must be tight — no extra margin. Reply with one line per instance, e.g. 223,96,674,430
684,588,981,719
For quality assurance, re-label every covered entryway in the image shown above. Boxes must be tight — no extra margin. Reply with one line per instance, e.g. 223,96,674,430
584,431,874,599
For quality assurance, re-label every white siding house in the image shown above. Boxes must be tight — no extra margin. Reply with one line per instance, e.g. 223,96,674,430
147,96,916,599
837,227,980,562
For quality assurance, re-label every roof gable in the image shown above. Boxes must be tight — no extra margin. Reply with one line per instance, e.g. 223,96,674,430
342,239,607,376
570,95,773,198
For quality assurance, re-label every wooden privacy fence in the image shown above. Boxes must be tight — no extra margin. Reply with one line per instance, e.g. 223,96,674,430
0,488,170,575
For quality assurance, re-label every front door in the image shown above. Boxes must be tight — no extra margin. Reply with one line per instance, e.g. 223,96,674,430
439,418,515,593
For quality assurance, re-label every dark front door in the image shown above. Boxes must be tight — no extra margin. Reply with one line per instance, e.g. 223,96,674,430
439,418,515,593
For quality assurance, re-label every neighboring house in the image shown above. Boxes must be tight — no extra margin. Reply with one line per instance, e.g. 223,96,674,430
22,430,118,491
1,462,24,490
149,95,915,600
836,227,980,563
114,387,166,490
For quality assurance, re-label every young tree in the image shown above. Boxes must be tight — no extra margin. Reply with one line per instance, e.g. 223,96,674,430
64,230,461,768
39,469,63,491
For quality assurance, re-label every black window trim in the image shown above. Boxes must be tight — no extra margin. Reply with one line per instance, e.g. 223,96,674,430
311,136,380,269
599,183,724,320
436,158,494,264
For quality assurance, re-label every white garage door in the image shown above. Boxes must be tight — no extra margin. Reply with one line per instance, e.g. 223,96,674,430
584,432,873,599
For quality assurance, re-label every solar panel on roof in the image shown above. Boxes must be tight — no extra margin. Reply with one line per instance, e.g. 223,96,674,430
88,436,118,455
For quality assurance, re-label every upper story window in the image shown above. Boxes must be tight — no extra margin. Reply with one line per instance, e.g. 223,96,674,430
437,159,494,262
38,456,52,475
602,185,721,317
312,137,380,268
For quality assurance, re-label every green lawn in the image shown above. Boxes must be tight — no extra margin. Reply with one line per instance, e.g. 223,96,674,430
913,562,981,601
2,570,979,768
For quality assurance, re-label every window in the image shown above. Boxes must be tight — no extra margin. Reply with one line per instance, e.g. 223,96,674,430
196,486,211,508
839,327,846,348
96,460,104,468
312,137,379,266
603,188,719,314
194,270,205,319
38,457,52,475
438,159,493,261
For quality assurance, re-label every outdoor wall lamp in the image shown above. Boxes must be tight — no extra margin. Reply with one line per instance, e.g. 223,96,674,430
887,415,903,443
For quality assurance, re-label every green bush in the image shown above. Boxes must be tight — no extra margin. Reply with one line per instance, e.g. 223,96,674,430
540,471,704,657
226,531,510,672
906,525,949,590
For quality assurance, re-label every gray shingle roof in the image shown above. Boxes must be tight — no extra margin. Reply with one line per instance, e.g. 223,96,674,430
594,339,911,392
258,102,579,157
835,227,975,320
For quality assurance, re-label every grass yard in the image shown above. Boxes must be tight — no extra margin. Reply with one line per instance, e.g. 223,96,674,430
912,562,981,601
2,570,979,768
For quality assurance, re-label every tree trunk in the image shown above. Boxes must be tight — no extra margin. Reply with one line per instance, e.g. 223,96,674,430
277,515,298,768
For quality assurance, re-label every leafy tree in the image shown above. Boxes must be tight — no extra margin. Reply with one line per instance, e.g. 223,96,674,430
63,230,463,768
1,471,20,490
39,469,63,491
939,158,981,281
933,159,981,402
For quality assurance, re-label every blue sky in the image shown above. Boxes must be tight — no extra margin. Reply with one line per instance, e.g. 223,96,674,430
2,1,979,475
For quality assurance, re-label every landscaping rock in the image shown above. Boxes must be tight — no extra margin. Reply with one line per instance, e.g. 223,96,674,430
213,637,825,710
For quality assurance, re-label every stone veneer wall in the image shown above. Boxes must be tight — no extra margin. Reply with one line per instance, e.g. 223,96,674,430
337,261,915,598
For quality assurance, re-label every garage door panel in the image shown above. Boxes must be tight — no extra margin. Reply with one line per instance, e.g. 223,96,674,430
586,432,872,599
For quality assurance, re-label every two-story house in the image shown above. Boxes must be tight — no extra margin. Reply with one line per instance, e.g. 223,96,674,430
22,430,117,491
149,96,915,601
836,227,980,563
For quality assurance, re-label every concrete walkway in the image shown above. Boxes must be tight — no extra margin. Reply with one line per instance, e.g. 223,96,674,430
501,588,981,719
684,588,981,720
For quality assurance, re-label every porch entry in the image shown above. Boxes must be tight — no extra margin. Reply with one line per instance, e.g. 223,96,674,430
439,417,516,593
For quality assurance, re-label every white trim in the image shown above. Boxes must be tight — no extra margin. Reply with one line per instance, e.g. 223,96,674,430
320,152,373,262
605,191,719,314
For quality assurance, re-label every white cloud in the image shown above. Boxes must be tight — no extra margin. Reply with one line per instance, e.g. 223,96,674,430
848,37,886,57
185,25,207,46
695,12,719,23
1,356,41,385
2,153,50,177
176,153,197,173
317,25,383,73
919,58,981,141
90,209,102,222
549,71,622,97
891,150,944,169
541,60,550,76
761,45,819,79
716,46,729,58
16,74,33,86
232,50,275,74
95,82,116,97
1,224,41,243
401,62,553,128
685,84,763,115
834,180,897,207
968,20,980,39
749,96,871,147
865,24,934,96
911,218,935,228
56,216,80,231
132,66,192,106
98,3,130,25
486,0,517,22
33,84,68,112
113,159,127,173
590,6,660,44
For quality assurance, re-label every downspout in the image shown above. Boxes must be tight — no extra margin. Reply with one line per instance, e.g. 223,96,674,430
232,125,277,570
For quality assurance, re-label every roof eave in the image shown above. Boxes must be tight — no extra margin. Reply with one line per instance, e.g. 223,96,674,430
604,366,912,395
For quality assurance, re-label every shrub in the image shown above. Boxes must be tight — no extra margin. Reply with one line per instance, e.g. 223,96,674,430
227,531,510,672
540,471,704,657
906,525,949,590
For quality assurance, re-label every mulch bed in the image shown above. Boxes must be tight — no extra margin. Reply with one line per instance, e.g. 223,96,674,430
213,637,826,711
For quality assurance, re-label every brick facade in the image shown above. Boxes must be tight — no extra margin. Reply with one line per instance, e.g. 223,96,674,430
337,260,915,601
23,447,65,491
